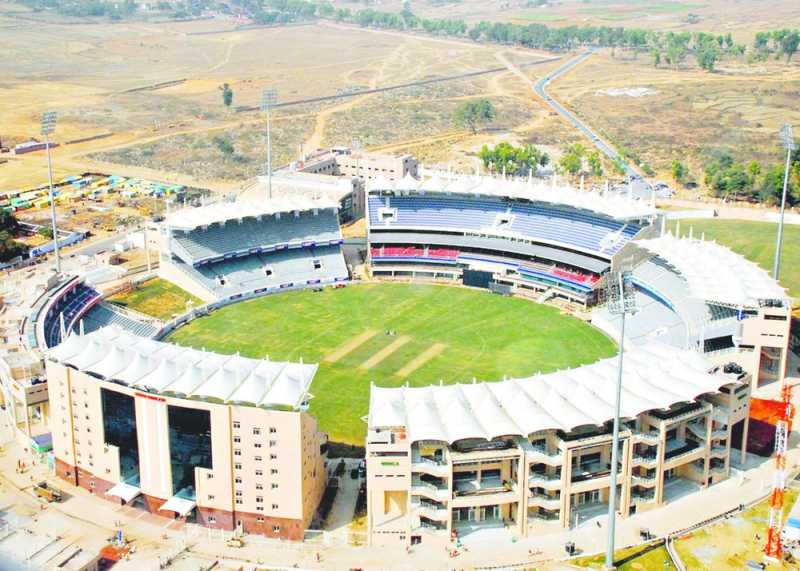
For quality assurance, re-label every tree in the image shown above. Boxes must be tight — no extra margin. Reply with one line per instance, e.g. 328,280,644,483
760,165,797,205
478,142,549,176
696,43,719,71
38,226,53,239
652,49,661,67
558,143,586,176
220,83,234,108
587,150,603,177
747,160,761,194
454,99,496,134
778,29,800,62
213,135,235,158
671,159,690,185
612,157,627,176
0,211,28,263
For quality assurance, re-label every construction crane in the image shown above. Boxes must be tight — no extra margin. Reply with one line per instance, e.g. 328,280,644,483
765,382,797,561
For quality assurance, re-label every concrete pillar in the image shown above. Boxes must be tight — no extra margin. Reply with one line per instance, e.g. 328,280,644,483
741,416,750,465
703,412,712,486
560,447,572,529
655,421,667,505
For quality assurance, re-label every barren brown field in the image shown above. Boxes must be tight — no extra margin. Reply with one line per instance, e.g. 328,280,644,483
549,51,800,183
0,13,562,189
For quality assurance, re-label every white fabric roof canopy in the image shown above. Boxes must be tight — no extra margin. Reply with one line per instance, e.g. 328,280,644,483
368,342,740,444
105,482,141,503
166,196,340,231
160,496,196,517
48,326,317,410
636,233,787,307
367,172,655,220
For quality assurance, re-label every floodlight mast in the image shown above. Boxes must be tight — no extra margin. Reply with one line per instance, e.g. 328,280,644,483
261,89,278,202
774,123,795,281
41,111,61,274
604,270,637,570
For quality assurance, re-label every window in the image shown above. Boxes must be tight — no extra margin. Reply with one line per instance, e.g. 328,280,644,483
270,454,277,460
254,443,262,449
208,516,216,524
272,504,278,510
206,473,214,480
235,463,242,470
269,440,277,447
255,484,263,490
256,506,264,512
253,428,261,435
313,259,322,270
236,499,243,505
269,427,277,434
233,436,241,443
255,456,263,462
270,469,278,475
233,421,241,429
271,483,278,490
234,449,242,456
256,496,264,503
257,517,264,523
272,525,280,533
235,490,242,496
235,477,242,484
208,494,215,501
255,469,263,476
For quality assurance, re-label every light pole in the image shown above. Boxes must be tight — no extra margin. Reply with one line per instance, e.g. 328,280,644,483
604,270,638,570
261,88,278,201
41,111,61,273
773,123,795,281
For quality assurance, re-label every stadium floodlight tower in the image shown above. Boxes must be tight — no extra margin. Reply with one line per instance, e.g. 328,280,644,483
41,111,61,274
774,123,795,281
261,88,278,201
604,269,638,570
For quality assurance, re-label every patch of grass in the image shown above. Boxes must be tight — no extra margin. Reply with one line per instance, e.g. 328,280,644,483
674,487,799,570
167,283,616,445
573,543,676,570
668,219,800,301
108,278,202,321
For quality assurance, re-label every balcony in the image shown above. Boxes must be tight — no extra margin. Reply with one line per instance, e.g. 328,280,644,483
412,503,448,521
528,493,561,510
632,454,658,468
527,445,564,465
710,445,728,458
411,477,449,501
571,462,621,484
664,440,705,467
631,492,656,506
411,455,448,477
451,476,519,506
528,472,562,490
631,474,657,487
633,431,660,445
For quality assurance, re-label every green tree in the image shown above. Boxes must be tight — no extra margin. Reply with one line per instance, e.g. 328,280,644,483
454,99,496,134
38,226,53,239
478,142,548,176
697,43,719,71
587,150,603,177
0,211,28,263
558,143,586,176
652,49,661,67
213,135,235,158
220,83,234,108
671,159,690,185
760,165,797,205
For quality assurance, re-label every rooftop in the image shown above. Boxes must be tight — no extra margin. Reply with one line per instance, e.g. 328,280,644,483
367,172,656,220
635,232,787,308
47,326,317,410
368,342,739,444
165,196,340,232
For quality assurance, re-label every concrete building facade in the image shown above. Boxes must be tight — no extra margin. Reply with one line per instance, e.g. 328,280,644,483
47,328,327,540
366,348,751,546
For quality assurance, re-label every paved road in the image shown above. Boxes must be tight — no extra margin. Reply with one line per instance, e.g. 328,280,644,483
505,49,653,198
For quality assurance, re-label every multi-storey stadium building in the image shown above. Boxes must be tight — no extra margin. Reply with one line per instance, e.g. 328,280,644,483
47,327,327,540
365,172,792,546
366,345,750,544
366,173,792,390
